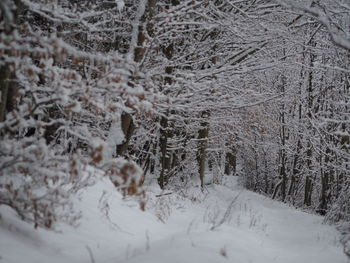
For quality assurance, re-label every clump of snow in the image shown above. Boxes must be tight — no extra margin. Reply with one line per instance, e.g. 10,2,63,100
116,0,125,13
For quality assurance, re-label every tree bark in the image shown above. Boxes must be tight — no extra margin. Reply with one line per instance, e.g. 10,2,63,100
116,112,135,156
224,147,236,176
197,111,210,188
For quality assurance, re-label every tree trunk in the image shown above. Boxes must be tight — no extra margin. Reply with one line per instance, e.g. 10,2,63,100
116,0,156,156
0,1,21,124
0,66,11,123
159,116,170,189
197,111,210,188
116,112,135,156
224,147,236,175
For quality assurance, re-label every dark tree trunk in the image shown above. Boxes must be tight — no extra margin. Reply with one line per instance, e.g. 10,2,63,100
197,111,210,188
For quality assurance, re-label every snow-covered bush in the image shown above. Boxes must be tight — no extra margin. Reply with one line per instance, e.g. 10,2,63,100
0,0,153,228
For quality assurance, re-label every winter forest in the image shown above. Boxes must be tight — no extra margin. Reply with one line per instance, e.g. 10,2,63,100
0,0,349,262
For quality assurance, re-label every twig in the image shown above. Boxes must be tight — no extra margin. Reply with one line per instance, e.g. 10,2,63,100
155,192,172,197
85,245,96,263
145,230,150,251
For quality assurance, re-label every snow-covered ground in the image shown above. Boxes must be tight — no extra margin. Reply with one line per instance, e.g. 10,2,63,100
0,174,347,263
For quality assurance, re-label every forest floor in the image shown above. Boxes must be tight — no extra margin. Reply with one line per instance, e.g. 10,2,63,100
0,172,347,263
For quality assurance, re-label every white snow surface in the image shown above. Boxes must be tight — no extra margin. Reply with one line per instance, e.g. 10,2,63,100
0,174,347,263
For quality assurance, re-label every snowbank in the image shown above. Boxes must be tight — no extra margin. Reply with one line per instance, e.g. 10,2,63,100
0,174,347,263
